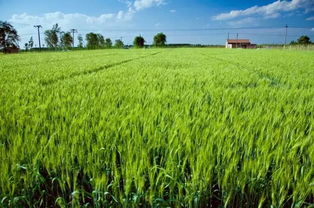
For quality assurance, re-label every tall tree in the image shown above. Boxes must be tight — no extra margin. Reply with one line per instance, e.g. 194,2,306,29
61,32,73,48
28,36,34,48
153,33,166,46
24,43,29,51
97,34,105,48
133,36,145,48
105,38,112,48
44,23,61,48
0,21,20,52
297,35,311,44
86,33,99,49
77,34,83,48
114,39,124,48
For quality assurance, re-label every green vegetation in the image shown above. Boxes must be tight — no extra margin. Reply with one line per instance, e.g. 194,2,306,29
0,48,314,207
0,21,20,52
133,36,145,48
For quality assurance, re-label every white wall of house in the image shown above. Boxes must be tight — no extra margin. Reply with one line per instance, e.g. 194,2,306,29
225,42,233,48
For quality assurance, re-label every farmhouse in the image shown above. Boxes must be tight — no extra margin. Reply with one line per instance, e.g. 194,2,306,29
225,39,256,49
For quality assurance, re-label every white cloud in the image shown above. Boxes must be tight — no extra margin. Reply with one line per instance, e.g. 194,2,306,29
10,0,167,28
311,28,314,31
170,9,176,13
10,11,133,28
306,16,314,20
227,17,258,27
133,0,165,11
213,0,314,20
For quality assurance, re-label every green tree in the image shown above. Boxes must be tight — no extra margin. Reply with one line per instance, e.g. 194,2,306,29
153,32,166,46
77,34,83,48
0,21,20,52
24,43,29,51
86,33,99,49
61,32,73,48
297,35,311,44
45,23,61,48
28,36,34,49
105,38,112,48
133,36,145,48
97,34,105,48
114,39,124,48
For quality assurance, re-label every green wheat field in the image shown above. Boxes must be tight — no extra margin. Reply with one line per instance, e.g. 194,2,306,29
0,48,314,207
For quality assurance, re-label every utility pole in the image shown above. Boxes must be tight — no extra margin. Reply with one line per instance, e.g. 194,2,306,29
227,32,229,40
284,24,288,47
70,29,77,47
236,33,239,48
34,25,42,50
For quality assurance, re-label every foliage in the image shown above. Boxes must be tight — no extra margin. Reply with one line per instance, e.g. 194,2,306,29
77,34,84,48
86,33,105,49
153,32,167,46
97,34,105,48
0,48,314,207
297,35,311,44
60,32,73,48
0,21,19,51
44,23,61,48
28,36,34,49
114,39,124,48
105,38,112,48
133,36,145,48
24,42,29,50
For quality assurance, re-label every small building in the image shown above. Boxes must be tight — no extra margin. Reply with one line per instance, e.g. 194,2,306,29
225,39,256,49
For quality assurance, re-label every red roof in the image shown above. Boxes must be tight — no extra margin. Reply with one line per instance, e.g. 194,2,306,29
227,39,250,44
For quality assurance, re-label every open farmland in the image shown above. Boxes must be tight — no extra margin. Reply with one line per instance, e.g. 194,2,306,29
0,48,314,207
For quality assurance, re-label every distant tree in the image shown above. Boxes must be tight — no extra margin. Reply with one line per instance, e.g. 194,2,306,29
45,23,61,48
77,34,84,48
105,38,112,48
0,21,20,52
153,32,166,46
290,40,297,45
86,33,99,49
133,36,145,48
114,39,124,48
97,34,105,48
28,36,34,49
61,32,73,48
297,35,311,44
24,42,29,51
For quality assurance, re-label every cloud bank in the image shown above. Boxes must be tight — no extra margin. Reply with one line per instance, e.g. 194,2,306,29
9,0,166,28
213,0,314,20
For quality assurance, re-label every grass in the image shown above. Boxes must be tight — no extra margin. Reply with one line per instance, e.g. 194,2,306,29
0,48,314,207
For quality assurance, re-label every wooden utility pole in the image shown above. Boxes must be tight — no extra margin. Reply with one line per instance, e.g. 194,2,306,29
284,24,288,46
34,25,42,50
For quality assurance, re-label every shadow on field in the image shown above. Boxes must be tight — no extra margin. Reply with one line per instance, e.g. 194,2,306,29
40,52,162,86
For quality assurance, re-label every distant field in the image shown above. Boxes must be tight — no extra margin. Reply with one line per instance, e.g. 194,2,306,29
0,48,314,207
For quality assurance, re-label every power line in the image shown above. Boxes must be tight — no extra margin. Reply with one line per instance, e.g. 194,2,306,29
75,26,312,32
34,25,42,50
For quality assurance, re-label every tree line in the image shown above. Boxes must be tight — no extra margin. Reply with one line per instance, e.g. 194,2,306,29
27,23,166,50
1,21,313,52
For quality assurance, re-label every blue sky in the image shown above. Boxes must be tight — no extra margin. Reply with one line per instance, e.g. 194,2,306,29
1,0,314,47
